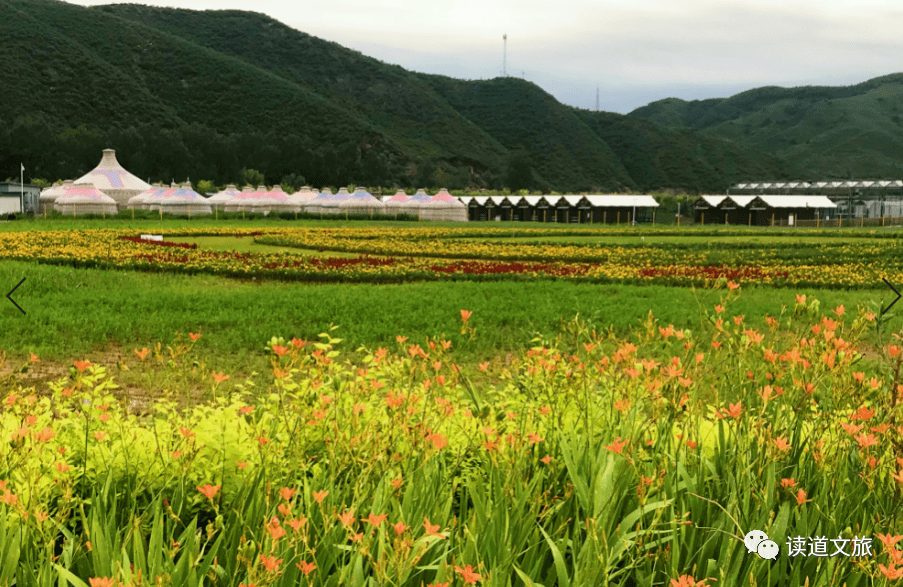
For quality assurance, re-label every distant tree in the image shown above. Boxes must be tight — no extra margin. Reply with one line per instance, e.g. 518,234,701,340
505,149,533,191
196,179,217,195
30,178,51,189
445,166,470,190
361,149,388,185
415,159,437,188
280,173,306,193
240,168,265,187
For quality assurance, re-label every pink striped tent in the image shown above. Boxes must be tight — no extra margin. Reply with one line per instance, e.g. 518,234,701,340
420,188,467,222
207,184,241,210
54,184,118,215
40,181,74,212
158,182,213,215
128,183,164,209
72,149,151,210
384,189,410,217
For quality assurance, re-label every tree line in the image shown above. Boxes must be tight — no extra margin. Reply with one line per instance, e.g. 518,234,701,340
1,117,539,193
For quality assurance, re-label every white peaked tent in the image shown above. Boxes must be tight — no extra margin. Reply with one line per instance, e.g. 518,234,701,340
40,181,74,213
207,184,240,211
420,188,468,222
54,184,118,216
223,186,258,212
72,149,151,210
338,188,387,216
292,186,318,203
399,188,432,217
314,187,351,215
284,187,310,210
128,183,164,210
39,180,62,202
144,183,179,211
384,189,410,217
247,185,301,213
305,188,342,215
159,182,213,215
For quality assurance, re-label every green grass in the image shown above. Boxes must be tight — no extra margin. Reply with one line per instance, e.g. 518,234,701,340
4,220,901,389
14,215,903,237
171,235,366,257
2,258,893,361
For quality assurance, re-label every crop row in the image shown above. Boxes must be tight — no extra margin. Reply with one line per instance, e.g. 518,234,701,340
2,227,901,288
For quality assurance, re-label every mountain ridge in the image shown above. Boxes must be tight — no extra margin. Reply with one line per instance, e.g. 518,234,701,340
629,75,903,179
2,0,900,191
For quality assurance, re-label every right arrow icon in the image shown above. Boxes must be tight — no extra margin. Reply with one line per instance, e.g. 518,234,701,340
882,278,902,317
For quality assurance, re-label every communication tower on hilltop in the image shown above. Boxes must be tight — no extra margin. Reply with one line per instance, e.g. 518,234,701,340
503,34,507,76
596,85,600,111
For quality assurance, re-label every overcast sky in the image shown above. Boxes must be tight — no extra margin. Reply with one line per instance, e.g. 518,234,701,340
70,0,903,114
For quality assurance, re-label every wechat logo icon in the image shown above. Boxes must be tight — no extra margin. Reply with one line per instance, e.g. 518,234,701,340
744,530,780,560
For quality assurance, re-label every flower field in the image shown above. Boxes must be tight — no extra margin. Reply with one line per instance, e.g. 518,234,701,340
4,225,903,288
3,292,903,585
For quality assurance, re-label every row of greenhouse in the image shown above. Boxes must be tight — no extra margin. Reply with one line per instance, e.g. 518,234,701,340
40,181,470,221
38,149,664,223
36,150,466,220
36,149,863,226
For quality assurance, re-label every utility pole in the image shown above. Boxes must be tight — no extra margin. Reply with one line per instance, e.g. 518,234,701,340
503,34,507,76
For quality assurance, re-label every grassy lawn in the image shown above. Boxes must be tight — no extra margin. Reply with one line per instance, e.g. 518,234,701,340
170,235,367,257
0,258,887,359
2,218,900,396
17,214,903,235
0,257,893,393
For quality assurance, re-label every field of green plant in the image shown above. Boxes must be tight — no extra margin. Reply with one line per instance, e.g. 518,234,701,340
1,220,902,585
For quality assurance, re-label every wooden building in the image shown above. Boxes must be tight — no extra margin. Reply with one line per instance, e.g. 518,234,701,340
693,194,837,225
459,194,659,223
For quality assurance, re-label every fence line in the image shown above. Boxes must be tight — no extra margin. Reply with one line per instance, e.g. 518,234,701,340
789,216,903,227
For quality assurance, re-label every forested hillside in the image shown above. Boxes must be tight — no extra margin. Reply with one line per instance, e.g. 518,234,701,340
2,0,900,191
630,75,903,179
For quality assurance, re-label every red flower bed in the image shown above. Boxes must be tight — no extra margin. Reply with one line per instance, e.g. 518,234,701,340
637,265,790,280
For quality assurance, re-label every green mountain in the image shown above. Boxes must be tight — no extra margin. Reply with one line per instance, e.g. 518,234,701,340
422,76,636,191
629,75,903,179
1,0,404,186
94,3,510,174
573,110,790,192
1,0,881,192
94,4,638,191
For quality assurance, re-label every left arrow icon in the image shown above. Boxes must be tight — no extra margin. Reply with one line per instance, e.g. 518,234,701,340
6,278,25,315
